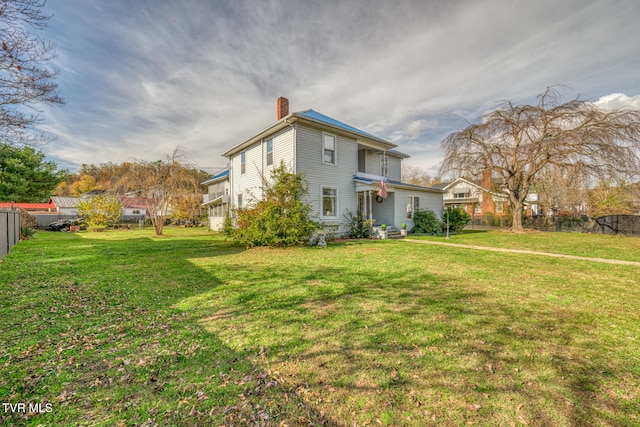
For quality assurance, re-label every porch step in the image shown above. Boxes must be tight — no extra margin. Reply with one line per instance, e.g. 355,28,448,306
386,226,403,239
373,225,405,239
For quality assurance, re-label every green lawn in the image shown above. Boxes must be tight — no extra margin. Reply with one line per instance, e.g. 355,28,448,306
1,228,639,426
408,229,640,262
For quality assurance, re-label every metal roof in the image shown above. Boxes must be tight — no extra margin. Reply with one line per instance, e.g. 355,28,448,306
223,109,396,157
50,196,81,208
201,169,229,185
353,175,444,193
295,110,385,142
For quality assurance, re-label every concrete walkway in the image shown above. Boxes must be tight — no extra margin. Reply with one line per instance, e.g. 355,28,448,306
402,239,640,267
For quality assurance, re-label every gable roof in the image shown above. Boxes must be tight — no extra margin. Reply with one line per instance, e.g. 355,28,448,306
120,197,149,209
50,196,81,208
439,177,485,192
223,109,396,157
439,177,511,201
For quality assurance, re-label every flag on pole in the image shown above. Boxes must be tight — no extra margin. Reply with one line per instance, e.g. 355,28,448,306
378,180,387,199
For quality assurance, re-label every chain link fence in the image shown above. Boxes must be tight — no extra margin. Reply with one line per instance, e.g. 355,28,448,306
466,214,640,236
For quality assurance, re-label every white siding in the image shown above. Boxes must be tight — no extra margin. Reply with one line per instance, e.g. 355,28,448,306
387,156,402,181
360,150,402,181
446,181,483,202
231,142,263,207
372,193,395,226
229,127,294,209
295,123,358,233
267,127,295,172
393,189,444,229
362,149,381,175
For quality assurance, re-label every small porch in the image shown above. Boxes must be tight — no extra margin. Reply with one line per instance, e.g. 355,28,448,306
354,172,403,238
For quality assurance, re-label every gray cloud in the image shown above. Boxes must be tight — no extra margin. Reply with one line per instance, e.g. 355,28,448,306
38,0,640,174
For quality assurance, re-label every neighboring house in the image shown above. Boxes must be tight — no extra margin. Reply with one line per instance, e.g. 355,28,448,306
434,171,539,217
51,196,151,220
49,196,81,216
217,97,443,234
201,169,230,231
119,197,150,220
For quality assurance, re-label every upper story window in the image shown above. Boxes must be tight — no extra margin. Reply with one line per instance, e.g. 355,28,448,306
380,154,389,177
266,138,273,166
323,133,336,165
240,151,246,174
453,191,470,199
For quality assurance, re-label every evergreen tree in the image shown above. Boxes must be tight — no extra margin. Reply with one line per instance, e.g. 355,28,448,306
0,144,63,201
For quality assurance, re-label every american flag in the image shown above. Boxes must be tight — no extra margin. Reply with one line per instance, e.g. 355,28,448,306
378,180,387,199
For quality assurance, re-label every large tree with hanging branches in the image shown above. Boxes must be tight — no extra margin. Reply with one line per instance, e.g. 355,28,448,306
439,87,640,231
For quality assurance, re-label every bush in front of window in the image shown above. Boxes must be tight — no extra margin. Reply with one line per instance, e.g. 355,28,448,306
411,209,443,235
229,163,320,247
444,207,471,233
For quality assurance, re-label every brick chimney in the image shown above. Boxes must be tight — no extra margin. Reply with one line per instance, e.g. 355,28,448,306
277,97,289,120
482,170,492,189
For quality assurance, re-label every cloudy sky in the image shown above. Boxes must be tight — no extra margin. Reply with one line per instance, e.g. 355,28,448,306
37,0,640,176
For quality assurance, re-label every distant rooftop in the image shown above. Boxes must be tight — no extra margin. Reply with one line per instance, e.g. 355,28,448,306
202,168,229,185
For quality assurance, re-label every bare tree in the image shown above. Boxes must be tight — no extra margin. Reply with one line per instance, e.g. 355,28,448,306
113,147,203,236
588,178,636,216
440,87,640,231
401,164,437,187
0,0,64,145
535,164,589,215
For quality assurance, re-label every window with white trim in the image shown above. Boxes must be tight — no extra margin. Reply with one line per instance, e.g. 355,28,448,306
380,154,389,177
240,152,246,174
322,187,337,217
407,195,419,219
323,133,336,165
496,202,503,213
266,138,273,166
237,193,243,209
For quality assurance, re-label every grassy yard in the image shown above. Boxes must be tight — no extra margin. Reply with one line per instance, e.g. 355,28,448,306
1,228,639,426
408,229,640,263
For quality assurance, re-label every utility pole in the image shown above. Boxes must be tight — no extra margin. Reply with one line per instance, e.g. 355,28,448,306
445,207,450,239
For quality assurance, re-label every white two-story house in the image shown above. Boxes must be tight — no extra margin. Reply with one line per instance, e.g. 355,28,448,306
207,97,443,234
